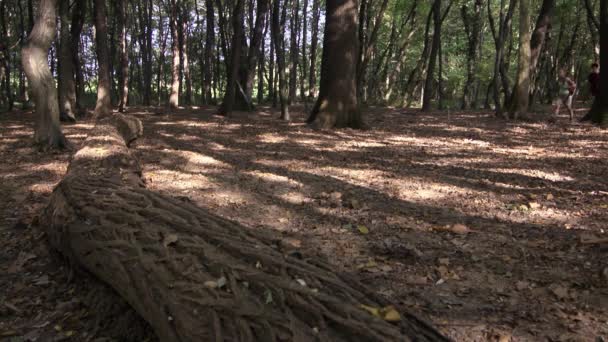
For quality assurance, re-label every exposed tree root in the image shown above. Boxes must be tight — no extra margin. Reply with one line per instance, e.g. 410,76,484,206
42,113,447,341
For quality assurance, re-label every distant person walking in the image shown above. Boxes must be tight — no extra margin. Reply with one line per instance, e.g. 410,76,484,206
553,69,576,122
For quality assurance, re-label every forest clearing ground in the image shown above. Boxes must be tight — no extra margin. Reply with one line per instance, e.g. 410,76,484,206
1,105,608,341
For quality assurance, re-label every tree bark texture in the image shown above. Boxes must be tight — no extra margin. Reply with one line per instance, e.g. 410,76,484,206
509,0,531,118
590,0,608,125
21,0,68,150
307,0,361,128
170,0,181,108
94,0,113,117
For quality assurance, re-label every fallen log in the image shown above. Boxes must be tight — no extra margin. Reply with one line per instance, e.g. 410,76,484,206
42,113,447,341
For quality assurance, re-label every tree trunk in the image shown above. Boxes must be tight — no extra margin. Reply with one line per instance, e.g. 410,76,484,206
300,0,309,101
272,0,289,119
21,0,68,150
307,0,361,128
233,0,270,110
94,0,113,117
43,112,448,342
357,0,390,105
0,1,14,111
461,0,484,110
308,0,320,98
421,0,442,112
117,0,129,112
204,0,215,104
530,0,555,73
589,0,608,125
509,0,531,118
70,0,85,113
58,0,77,121
169,0,181,108
487,0,516,114
218,0,244,116
288,0,299,104
182,5,193,107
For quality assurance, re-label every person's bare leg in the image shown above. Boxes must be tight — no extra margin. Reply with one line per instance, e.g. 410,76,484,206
554,101,561,116
567,97,574,122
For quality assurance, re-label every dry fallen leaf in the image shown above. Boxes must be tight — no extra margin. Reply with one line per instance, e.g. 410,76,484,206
357,225,370,235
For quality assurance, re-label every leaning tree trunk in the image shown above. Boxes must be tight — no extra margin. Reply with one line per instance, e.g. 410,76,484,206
589,0,608,125
94,0,113,117
21,0,68,150
509,0,531,119
57,0,77,121
42,111,447,342
421,0,441,112
307,0,361,129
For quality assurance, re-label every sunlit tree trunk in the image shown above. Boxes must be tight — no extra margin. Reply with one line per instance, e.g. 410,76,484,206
308,0,320,98
169,0,181,108
307,0,361,128
21,0,68,150
94,0,112,117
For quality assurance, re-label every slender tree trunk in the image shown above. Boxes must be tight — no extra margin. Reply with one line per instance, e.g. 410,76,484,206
70,0,85,113
22,0,68,150
58,0,77,120
461,0,484,110
422,0,442,112
157,13,167,106
269,19,276,107
0,1,14,111
204,0,215,104
488,0,516,113
118,0,129,112
94,0,113,117
169,0,181,108
357,0,390,105
288,0,299,104
219,0,244,116
299,0,308,100
509,0,531,118
307,0,361,128
182,5,193,106
272,0,289,119
308,0,320,98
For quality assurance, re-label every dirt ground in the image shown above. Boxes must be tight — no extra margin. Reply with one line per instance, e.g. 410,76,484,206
1,106,607,341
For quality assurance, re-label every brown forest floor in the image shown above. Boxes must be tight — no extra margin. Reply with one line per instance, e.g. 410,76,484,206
1,105,608,341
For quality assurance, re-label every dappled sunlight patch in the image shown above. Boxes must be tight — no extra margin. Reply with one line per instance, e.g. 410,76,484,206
244,171,304,189
257,133,288,144
75,146,122,159
490,168,575,182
